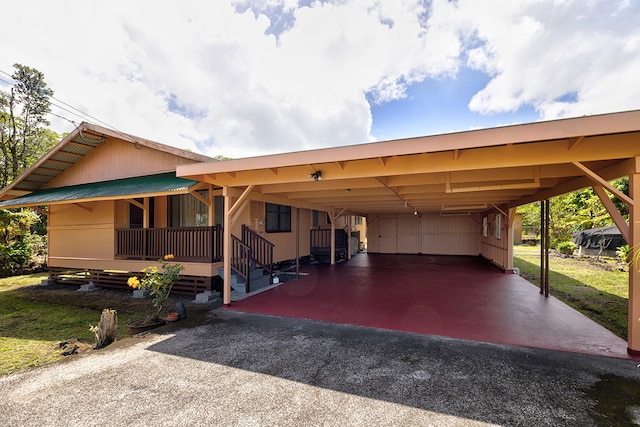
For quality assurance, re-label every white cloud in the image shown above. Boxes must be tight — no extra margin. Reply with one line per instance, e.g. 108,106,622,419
0,0,638,159
460,0,640,118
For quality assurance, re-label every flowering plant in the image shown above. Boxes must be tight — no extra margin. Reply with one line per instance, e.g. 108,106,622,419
128,254,184,320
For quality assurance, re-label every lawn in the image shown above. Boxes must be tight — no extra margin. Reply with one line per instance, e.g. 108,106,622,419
513,245,629,339
0,274,214,376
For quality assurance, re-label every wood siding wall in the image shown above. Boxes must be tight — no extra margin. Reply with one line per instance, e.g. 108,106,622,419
479,211,511,269
367,213,481,256
46,137,200,188
48,201,117,262
249,201,312,262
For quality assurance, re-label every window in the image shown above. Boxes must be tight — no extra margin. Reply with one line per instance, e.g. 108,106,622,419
129,198,154,228
169,192,208,227
312,210,319,227
266,203,291,233
355,216,363,225
495,213,502,240
482,216,488,238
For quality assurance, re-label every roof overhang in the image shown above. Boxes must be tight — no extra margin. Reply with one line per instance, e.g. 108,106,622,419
0,173,200,209
0,122,212,202
177,110,640,216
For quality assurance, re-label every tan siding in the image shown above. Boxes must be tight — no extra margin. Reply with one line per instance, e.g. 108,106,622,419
247,202,312,262
367,213,480,255
479,211,510,268
366,216,380,253
421,214,480,255
397,214,421,253
48,201,116,263
46,137,201,187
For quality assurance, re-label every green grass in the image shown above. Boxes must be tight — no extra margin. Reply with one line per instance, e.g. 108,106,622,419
0,274,212,377
513,245,629,339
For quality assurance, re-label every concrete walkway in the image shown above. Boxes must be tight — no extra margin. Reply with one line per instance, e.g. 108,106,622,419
2,310,640,426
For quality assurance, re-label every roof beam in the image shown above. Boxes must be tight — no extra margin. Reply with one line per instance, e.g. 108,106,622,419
572,161,633,206
593,185,630,243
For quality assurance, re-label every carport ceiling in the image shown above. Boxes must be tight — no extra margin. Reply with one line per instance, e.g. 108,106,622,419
177,110,640,216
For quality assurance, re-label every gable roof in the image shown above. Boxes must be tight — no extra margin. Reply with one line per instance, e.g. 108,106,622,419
176,110,640,216
0,122,212,202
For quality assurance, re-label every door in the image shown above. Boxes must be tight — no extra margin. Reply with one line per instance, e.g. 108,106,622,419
378,217,397,253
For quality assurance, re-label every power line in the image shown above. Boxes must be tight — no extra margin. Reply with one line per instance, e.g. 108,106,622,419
0,66,137,143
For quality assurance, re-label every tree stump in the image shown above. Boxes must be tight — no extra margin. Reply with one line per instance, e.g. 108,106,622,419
93,309,118,349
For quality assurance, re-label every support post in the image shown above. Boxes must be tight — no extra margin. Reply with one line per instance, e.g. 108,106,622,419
540,200,550,297
540,201,545,294
544,199,550,297
143,197,150,229
330,212,336,265
223,186,232,305
347,215,352,260
628,157,640,354
296,207,300,279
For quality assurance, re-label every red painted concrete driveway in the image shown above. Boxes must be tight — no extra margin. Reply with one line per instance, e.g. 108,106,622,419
226,254,632,359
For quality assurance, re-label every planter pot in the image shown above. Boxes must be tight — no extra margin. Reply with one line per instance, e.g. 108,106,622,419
127,318,166,335
166,311,180,322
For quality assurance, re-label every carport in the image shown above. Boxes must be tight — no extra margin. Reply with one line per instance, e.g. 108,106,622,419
225,253,631,358
178,110,640,353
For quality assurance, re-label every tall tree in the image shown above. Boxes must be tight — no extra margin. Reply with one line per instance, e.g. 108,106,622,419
0,64,56,187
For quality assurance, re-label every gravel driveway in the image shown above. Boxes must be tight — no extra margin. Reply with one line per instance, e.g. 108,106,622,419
2,309,640,426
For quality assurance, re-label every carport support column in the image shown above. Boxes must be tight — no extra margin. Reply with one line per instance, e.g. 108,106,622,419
223,186,232,305
330,213,336,265
628,158,640,354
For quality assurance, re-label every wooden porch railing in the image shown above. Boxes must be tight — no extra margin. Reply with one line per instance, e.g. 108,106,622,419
230,235,252,292
242,224,274,278
310,228,348,261
115,225,223,262
228,226,275,293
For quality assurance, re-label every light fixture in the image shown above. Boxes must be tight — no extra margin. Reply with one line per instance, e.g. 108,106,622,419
414,208,418,216
309,171,322,181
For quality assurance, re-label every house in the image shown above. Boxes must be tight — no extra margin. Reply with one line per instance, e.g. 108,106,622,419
0,122,365,295
1,110,640,352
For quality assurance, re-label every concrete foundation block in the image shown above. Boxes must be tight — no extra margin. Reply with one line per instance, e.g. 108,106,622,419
132,289,150,299
78,282,98,292
193,291,221,304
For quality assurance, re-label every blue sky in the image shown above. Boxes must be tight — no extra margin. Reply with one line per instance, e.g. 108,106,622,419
1,0,639,158
369,68,539,141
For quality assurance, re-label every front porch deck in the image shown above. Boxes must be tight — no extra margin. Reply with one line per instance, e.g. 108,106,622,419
226,253,633,359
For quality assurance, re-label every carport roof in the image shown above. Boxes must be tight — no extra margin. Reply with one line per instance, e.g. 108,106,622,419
177,109,640,216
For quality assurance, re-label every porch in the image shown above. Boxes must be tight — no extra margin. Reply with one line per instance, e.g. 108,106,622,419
226,253,633,359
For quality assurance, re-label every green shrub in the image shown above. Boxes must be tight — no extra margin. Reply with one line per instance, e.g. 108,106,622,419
617,244,631,264
556,241,577,256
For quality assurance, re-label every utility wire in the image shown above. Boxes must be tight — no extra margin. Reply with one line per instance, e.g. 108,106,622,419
0,67,138,143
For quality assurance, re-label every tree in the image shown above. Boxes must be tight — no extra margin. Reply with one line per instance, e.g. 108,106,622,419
0,64,57,187
517,178,631,248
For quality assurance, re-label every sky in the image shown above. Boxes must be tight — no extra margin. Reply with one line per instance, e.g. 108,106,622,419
1,0,639,159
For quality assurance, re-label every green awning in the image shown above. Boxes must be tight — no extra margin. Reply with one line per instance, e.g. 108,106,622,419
0,173,199,208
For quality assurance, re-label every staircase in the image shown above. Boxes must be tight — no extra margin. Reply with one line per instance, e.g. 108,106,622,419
219,225,274,294
217,264,273,294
